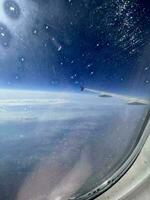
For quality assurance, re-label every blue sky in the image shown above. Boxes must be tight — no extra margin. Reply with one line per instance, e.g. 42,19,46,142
0,0,149,97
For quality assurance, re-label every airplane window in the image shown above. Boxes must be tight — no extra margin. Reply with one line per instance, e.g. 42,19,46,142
0,1,149,200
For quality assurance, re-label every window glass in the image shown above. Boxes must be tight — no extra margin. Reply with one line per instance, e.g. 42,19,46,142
0,1,149,200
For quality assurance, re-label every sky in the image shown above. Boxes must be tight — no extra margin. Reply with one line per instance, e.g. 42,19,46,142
0,0,150,96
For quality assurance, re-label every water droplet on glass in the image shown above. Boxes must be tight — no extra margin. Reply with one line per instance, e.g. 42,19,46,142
0,23,11,48
4,0,21,19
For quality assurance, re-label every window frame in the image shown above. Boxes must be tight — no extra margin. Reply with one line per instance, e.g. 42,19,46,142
73,109,150,200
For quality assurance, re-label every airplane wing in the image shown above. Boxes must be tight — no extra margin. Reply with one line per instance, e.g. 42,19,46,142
80,86,149,105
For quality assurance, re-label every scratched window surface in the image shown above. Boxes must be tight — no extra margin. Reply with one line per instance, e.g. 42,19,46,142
0,0,150,200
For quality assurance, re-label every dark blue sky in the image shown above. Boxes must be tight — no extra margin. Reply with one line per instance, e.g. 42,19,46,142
0,0,150,96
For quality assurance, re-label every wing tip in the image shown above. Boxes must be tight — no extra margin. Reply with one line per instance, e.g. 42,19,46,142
80,85,85,92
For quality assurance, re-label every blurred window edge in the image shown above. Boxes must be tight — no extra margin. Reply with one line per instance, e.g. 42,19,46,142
74,109,150,200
